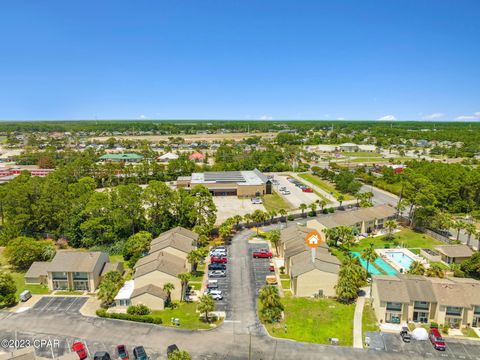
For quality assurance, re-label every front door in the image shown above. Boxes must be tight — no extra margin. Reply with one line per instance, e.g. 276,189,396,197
413,311,429,323
473,316,480,327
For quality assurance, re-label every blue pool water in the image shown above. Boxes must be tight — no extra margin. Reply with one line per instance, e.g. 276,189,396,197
351,252,398,275
386,251,414,270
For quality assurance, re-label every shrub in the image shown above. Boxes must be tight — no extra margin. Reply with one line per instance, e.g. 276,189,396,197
322,209,329,214
279,266,285,275
96,308,162,324
127,304,151,315
430,322,438,329
287,214,295,221
308,211,316,217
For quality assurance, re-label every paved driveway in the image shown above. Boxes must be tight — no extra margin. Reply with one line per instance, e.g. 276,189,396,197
30,297,88,313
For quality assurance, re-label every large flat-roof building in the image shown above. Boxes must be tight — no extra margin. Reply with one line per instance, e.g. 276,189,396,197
177,168,272,197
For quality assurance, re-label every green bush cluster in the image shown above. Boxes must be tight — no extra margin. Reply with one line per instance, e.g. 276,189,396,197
127,304,151,315
96,308,162,324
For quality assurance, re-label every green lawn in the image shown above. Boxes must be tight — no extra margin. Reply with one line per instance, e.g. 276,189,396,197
150,302,222,330
298,173,353,200
262,191,294,211
263,297,355,346
350,228,442,252
280,279,291,289
190,270,204,282
10,271,51,298
362,304,379,337
55,290,84,296
108,254,125,263
462,327,479,338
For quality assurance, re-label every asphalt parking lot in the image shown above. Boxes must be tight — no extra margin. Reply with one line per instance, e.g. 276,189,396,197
273,174,320,208
0,329,163,360
367,331,480,359
209,246,232,318
249,243,275,294
30,297,88,313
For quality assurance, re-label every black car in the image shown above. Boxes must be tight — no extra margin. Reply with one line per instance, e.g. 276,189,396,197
93,352,111,360
166,344,179,356
133,346,148,360
400,326,411,343
208,263,226,271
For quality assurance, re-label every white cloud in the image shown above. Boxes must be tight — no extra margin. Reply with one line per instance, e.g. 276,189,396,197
455,112,480,121
378,115,397,121
258,115,273,120
422,112,444,120
138,114,149,119
336,117,345,120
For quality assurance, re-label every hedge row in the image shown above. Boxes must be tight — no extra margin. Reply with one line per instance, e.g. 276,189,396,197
96,308,162,324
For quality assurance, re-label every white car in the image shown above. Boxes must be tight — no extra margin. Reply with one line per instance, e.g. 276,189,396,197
208,270,226,278
281,190,291,195
205,289,222,296
210,250,227,257
251,197,263,204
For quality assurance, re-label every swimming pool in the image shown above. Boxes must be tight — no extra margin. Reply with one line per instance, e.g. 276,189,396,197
385,251,414,270
351,252,397,275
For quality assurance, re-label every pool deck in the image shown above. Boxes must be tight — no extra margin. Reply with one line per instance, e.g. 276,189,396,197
376,248,429,273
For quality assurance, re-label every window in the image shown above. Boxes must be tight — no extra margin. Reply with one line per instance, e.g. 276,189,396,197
52,272,67,280
474,306,480,315
73,272,88,280
446,306,462,316
386,302,402,311
414,301,429,310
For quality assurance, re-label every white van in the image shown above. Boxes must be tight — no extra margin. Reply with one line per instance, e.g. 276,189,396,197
19,290,32,302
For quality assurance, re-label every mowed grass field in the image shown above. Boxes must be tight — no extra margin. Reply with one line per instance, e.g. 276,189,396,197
350,228,443,252
264,297,355,346
298,173,354,200
150,302,221,330
262,191,294,212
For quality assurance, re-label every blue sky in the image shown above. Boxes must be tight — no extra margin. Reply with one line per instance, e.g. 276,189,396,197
0,1,479,121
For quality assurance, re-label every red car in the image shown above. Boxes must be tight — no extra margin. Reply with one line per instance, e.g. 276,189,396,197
252,249,273,258
429,328,446,351
71,342,87,360
302,187,313,193
210,256,227,263
116,344,129,360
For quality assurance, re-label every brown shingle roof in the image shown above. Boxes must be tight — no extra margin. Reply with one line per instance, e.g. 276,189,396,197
317,205,396,228
25,261,50,278
48,251,107,273
397,274,436,302
134,258,187,279
131,284,168,300
290,252,340,277
149,227,198,254
372,275,410,303
429,278,470,307
434,245,473,258
134,251,185,269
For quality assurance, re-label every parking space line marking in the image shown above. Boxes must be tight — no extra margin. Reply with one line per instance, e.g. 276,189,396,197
49,336,55,359
40,297,56,311
65,297,78,312
84,340,91,359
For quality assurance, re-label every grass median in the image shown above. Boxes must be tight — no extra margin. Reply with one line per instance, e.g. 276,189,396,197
298,173,353,200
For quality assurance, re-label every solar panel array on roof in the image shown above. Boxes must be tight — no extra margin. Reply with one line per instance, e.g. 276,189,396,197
203,171,245,183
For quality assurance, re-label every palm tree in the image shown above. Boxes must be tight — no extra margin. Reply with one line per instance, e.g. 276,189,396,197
258,285,282,308
267,230,281,255
407,261,425,275
426,264,445,278
243,213,252,227
336,225,355,249
299,203,307,217
337,194,345,207
325,227,339,247
232,215,243,230
361,244,378,275
278,208,287,223
268,209,278,223
251,209,266,235
453,220,466,241
464,223,476,247
187,250,202,272
309,202,317,216
197,294,215,323
384,219,397,240
318,199,327,212
177,272,191,301
163,283,175,306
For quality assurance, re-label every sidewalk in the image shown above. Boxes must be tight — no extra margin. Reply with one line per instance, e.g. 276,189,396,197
353,287,369,349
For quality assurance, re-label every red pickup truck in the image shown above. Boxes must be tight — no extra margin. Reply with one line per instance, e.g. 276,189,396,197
211,256,228,263
252,249,273,258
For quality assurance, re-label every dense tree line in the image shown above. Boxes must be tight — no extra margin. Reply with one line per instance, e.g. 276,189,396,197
0,171,216,249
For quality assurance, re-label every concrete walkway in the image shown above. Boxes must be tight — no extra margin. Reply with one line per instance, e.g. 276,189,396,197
353,287,369,349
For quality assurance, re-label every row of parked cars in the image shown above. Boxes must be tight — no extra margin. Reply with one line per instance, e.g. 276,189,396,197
71,342,182,360
399,326,446,351
205,246,229,300
285,178,313,192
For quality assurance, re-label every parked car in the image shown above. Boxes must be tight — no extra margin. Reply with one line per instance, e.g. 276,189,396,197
265,275,277,285
205,288,222,296
210,256,227,263
207,280,218,289
208,270,226,278
281,190,291,195
133,346,148,360
429,328,446,351
279,186,286,191
252,249,273,258
302,187,313,193
19,290,32,302
209,250,227,257
71,342,87,360
400,327,411,343
251,197,263,204
116,345,129,360
166,345,179,356
208,263,226,271
205,289,223,300
93,352,111,360
269,262,275,272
